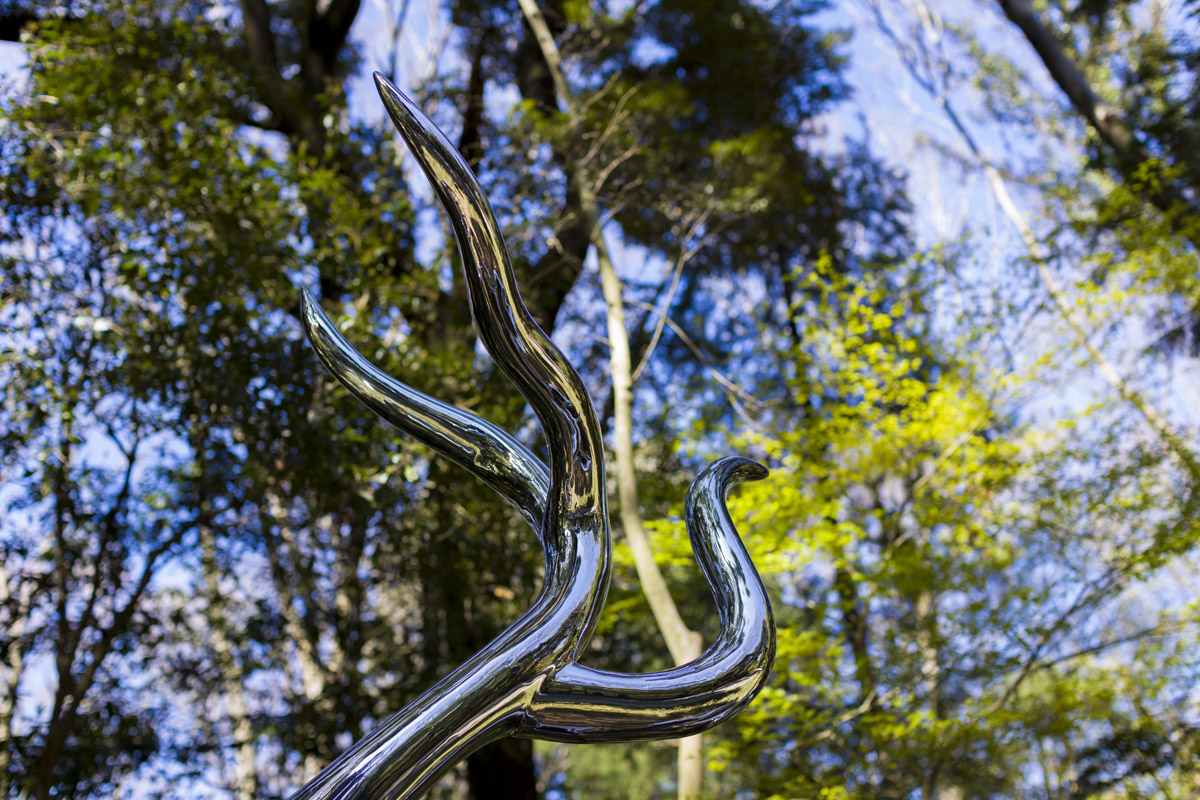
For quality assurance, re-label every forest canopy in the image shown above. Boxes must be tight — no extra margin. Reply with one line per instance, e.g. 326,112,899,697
0,1,1197,799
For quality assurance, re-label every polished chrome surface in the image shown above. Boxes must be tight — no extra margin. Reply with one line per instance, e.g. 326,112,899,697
294,72,775,800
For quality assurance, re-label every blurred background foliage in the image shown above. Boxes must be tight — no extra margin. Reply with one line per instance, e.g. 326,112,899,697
0,0,1197,799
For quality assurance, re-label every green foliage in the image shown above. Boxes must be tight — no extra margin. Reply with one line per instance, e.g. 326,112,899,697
676,260,1200,799
538,741,674,800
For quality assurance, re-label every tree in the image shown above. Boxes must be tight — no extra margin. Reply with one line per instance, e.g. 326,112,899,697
13,1,1191,798
701,259,1200,799
0,2,524,796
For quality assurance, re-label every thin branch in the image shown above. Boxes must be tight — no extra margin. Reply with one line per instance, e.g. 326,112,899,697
1032,620,1190,673
632,205,720,382
629,300,763,416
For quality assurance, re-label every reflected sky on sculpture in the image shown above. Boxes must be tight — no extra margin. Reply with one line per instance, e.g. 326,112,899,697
293,74,776,800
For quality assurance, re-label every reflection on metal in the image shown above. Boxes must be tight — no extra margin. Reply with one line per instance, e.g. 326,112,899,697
294,73,775,800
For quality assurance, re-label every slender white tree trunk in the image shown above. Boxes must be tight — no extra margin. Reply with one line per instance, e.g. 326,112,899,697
513,2,711,796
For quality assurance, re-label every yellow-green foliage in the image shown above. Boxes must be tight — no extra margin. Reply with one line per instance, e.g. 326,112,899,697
654,259,1199,799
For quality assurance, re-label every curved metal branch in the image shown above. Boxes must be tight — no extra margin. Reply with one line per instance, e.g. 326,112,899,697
524,457,775,741
300,292,550,531
375,75,605,526
375,73,611,656
295,76,776,800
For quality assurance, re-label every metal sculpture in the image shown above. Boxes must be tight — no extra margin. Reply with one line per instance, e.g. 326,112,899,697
293,73,775,800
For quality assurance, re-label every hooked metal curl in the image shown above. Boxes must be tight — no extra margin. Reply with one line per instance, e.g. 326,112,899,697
294,74,775,800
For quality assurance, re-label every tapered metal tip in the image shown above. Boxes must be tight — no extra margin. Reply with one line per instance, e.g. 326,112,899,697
724,456,769,484
373,72,421,135
299,288,322,341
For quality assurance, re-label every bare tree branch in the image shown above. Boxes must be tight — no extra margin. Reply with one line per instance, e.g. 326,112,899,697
996,0,1200,226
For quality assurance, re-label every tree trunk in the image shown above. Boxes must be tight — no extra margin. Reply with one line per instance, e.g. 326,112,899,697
200,524,259,800
467,738,539,800
512,3,711,797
